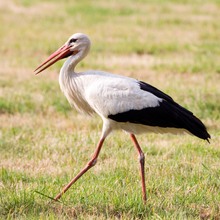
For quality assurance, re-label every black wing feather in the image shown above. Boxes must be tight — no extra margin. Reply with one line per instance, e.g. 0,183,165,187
108,81,211,141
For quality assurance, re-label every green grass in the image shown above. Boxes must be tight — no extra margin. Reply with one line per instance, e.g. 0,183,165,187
0,0,220,219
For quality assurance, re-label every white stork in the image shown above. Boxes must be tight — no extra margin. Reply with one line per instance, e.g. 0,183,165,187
34,33,210,203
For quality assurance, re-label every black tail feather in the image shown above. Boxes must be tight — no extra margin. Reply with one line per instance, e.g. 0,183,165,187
137,81,211,142
165,101,211,142
108,100,211,142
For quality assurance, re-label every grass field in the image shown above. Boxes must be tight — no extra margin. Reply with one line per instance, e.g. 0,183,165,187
0,0,220,219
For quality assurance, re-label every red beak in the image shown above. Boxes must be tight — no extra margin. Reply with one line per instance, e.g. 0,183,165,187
34,44,73,75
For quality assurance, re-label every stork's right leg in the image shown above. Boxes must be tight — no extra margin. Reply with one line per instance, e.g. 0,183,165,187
54,137,106,201
130,134,147,203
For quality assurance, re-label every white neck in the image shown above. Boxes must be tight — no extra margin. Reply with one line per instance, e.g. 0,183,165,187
58,48,94,115
61,51,83,75
59,48,89,93
61,41,90,76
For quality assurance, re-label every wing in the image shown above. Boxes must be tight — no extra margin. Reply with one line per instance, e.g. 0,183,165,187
109,81,210,141
84,73,210,141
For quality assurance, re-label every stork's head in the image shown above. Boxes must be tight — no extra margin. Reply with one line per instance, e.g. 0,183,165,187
68,33,91,54
34,33,91,74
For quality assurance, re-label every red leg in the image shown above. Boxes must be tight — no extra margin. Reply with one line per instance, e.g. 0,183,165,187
130,134,147,203
54,137,105,201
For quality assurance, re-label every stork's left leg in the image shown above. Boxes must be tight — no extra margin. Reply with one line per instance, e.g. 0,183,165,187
54,137,106,201
130,134,147,203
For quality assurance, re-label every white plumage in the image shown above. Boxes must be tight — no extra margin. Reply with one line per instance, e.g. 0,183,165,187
35,33,210,203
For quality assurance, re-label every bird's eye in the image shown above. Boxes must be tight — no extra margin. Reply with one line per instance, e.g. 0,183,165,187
69,38,77,44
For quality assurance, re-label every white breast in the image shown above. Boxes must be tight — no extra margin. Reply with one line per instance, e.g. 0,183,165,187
59,71,95,115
